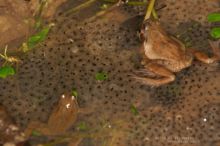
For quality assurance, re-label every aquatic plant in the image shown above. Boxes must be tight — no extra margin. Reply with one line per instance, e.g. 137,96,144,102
22,23,54,52
72,88,78,97
207,12,220,39
130,104,139,115
102,0,147,6
34,0,48,29
95,72,108,81
0,66,15,78
0,1,53,79
31,130,42,137
65,0,97,14
0,46,20,78
0,46,21,65
144,0,157,20
76,122,88,131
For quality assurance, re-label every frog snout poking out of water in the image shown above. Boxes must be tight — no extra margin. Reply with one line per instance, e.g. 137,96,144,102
133,20,220,86
25,93,89,137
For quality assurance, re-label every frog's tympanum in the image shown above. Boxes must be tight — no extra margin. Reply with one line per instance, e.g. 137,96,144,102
133,20,220,86
25,93,89,145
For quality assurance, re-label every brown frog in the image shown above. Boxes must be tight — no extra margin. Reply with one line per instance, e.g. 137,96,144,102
133,20,220,86
25,93,90,145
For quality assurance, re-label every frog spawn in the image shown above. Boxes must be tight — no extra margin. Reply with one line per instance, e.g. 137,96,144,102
0,0,219,146
126,60,220,145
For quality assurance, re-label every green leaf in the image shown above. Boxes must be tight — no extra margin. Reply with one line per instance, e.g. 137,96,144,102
27,27,49,48
77,122,87,131
26,24,54,50
130,105,138,115
72,88,78,97
207,13,220,22
31,130,42,136
95,72,108,81
210,27,220,39
0,66,15,78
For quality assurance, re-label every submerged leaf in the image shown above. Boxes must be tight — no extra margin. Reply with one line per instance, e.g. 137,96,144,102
207,13,220,22
210,27,220,39
72,88,78,97
31,130,42,136
130,105,138,115
95,72,108,81
77,122,87,130
0,66,15,78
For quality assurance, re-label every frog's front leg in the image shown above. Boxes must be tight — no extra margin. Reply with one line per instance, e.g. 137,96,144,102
24,121,51,137
139,44,151,65
132,62,175,86
192,40,220,64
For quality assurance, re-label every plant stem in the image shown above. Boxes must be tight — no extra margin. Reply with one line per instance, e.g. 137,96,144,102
102,0,116,3
87,3,118,21
152,8,158,19
144,0,156,20
65,0,97,15
126,1,147,6
35,0,47,22
102,0,147,6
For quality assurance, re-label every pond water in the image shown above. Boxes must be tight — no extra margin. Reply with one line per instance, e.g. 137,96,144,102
0,0,219,146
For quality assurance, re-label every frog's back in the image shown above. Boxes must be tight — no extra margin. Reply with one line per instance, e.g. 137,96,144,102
145,27,186,61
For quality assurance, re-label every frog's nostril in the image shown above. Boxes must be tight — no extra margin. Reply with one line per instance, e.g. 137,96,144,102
71,96,75,100
66,103,71,109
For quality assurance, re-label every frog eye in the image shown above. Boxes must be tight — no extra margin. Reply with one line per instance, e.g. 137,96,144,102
61,94,65,98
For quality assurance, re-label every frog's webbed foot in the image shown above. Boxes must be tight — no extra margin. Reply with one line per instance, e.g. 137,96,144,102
193,40,220,64
132,63,175,86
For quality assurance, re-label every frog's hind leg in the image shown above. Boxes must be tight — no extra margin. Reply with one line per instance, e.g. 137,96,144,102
24,121,50,137
132,63,175,86
193,40,220,64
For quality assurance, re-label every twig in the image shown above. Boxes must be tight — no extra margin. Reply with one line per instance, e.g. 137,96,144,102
65,0,97,15
126,1,147,6
87,3,119,22
103,0,147,6
0,46,21,64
